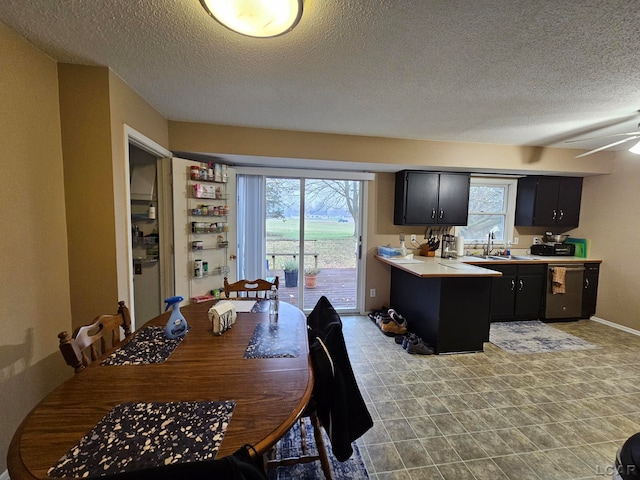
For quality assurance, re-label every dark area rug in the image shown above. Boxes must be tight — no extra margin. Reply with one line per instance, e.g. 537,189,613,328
267,417,369,479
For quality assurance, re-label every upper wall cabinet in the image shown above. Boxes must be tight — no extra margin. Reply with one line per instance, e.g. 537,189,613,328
515,176,583,230
394,171,470,226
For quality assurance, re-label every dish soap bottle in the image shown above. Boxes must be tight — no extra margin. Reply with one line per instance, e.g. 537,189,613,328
164,296,188,339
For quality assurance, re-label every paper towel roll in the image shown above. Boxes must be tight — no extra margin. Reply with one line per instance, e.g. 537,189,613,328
456,235,465,256
208,300,237,335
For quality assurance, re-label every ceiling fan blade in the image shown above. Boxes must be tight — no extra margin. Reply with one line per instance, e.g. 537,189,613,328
575,136,640,158
565,132,640,143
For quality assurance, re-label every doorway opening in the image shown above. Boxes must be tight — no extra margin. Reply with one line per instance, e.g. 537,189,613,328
123,126,173,330
129,144,162,323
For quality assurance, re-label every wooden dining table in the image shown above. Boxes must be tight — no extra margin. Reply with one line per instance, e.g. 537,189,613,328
8,299,313,480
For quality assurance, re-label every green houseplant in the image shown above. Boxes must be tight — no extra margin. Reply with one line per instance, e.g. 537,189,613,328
304,267,321,289
281,259,299,288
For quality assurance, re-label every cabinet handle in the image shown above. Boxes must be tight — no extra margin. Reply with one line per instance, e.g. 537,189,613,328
518,279,524,291
431,208,436,219
510,279,515,291
559,209,564,219
585,278,589,289
439,209,444,219
552,210,557,220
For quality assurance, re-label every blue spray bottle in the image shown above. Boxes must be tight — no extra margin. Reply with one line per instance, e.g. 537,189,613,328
164,296,188,339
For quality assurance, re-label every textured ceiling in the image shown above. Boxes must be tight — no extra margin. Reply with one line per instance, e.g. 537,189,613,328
2,0,640,154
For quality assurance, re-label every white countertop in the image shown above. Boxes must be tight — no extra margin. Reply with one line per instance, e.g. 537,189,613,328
376,255,502,278
375,254,602,278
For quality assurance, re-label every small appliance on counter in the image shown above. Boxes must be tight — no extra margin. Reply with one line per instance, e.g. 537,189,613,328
441,234,457,258
531,243,576,256
530,232,575,256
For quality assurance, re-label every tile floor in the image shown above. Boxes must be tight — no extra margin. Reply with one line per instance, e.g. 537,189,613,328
341,315,640,480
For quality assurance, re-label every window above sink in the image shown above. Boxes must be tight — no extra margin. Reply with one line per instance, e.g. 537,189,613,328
456,177,518,245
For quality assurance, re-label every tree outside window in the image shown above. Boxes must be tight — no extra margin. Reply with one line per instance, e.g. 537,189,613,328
457,178,517,243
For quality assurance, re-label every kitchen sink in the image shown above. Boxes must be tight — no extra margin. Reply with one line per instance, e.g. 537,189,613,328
464,255,539,261
464,255,510,260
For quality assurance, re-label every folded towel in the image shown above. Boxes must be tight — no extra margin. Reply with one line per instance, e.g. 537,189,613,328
552,266,566,294
208,301,237,335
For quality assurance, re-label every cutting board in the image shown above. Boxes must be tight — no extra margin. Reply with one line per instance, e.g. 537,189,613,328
565,238,587,258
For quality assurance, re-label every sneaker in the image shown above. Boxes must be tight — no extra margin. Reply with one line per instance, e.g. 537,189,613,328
406,337,435,355
388,309,408,329
368,307,389,323
378,316,408,336
394,334,405,345
401,333,417,349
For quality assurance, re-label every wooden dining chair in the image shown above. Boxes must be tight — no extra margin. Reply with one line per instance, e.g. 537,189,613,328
58,301,132,373
267,406,333,480
223,276,279,299
268,296,373,479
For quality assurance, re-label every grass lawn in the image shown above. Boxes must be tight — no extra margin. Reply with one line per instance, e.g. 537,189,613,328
266,218,357,269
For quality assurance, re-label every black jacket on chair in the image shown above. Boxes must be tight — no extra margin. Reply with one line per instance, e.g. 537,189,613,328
307,296,373,462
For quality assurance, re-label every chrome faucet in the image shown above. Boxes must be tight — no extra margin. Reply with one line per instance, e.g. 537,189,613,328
484,232,495,256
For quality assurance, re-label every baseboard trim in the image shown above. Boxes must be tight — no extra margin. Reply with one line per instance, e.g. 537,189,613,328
0,469,10,480
590,316,640,337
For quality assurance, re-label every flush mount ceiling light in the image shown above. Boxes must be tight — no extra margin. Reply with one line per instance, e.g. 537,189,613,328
200,0,303,38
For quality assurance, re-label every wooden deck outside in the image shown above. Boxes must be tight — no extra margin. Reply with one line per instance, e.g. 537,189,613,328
270,267,357,311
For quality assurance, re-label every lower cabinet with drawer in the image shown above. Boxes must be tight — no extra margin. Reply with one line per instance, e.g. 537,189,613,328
490,264,546,321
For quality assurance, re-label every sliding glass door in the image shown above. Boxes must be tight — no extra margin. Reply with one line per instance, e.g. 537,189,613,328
265,177,363,312
237,172,366,313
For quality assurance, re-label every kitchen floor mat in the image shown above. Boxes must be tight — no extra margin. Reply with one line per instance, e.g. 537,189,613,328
101,325,189,366
47,400,235,478
244,322,301,359
489,320,599,354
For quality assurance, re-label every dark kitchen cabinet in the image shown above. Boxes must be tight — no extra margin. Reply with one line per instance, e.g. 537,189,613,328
515,176,583,229
490,264,545,320
582,263,600,318
394,171,470,226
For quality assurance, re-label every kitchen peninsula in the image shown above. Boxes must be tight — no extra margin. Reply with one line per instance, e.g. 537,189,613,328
376,254,602,354
376,255,501,354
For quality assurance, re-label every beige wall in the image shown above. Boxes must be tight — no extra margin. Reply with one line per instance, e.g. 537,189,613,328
575,150,640,330
58,64,118,330
169,121,614,176
58,66,169,331
0,23,72,473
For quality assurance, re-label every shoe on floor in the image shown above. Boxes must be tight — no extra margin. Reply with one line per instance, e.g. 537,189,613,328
406,336,434,355
388,308,408,329
402,333,417,349
368,307,389,323
378,316,407,336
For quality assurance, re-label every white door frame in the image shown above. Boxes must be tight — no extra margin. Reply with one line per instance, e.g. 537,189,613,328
123,125,172,329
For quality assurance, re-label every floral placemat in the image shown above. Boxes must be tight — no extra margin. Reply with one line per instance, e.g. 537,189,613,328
101,326,189,366
244,322,301,359
47,400,235,478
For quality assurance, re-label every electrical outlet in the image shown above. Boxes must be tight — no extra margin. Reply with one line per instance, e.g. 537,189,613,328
533,237,540,244
370,288,376,298
512,237,519,245
410,234,416,243
399,233,405,242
